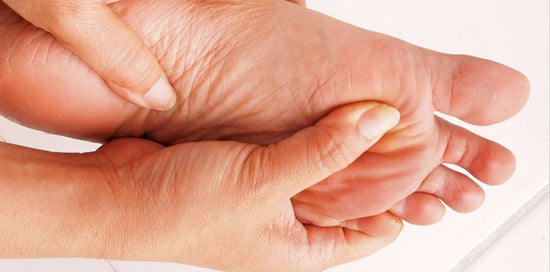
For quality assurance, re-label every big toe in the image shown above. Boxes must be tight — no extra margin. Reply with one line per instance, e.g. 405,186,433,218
432,54,530,125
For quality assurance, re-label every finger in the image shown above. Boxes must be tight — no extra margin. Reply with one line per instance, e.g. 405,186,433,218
341,212,405,237
291,148,434,222
389,192,446,225
250,102,400,202
431,53,530,125
292,198,340,226
0,3,129,141
286,0,306,6
297,210,406,238
303,212,402,269
419,164,485,213
95,138,165,168
437,117,516,185
2,0,176,110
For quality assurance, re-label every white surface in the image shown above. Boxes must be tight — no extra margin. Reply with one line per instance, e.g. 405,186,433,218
0,117,100,153
464,190,549,272
1,0,548,271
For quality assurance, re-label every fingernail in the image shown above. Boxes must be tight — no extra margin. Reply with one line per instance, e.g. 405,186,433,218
144,76,177,110
358,104,400,140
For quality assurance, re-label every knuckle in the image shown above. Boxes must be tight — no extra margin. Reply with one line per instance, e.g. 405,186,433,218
234,145,277,204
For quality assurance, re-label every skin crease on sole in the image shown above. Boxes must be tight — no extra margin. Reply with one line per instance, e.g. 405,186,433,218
0,0,529,227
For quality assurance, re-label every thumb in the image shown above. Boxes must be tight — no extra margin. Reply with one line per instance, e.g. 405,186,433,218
287,0,306,6
256,102,400,201
2,0,176,110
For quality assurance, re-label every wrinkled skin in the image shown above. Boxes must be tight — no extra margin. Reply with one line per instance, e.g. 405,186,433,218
0,102,403,270
0,0,529,225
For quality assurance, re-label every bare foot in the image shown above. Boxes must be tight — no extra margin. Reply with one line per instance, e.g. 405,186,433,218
0,102,403,270
0,0,529,225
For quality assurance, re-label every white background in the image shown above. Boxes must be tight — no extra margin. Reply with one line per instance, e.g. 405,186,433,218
1,0,548,271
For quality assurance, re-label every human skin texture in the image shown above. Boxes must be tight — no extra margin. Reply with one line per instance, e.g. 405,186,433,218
0,0,530,225
1,0,178,110
0,102,403,271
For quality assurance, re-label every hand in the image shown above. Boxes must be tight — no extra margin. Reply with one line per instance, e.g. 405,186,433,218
1,0,177,110
0,0,530,225
288,0,306,5
0,102,402,270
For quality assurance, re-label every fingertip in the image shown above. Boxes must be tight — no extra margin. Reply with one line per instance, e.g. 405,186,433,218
143,76,177,111
107,63,177,111
33,0,178,111
341,212,403,237
287,0,307,6
358,103,400,140
267,102,399,201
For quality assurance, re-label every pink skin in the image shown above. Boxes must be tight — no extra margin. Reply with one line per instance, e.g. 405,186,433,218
0,0,529,225
0,102,404,270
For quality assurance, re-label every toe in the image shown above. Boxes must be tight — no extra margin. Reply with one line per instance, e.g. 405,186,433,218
431,53,530,125
437,117,516,185
420,165,485,213
390,192,446,225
